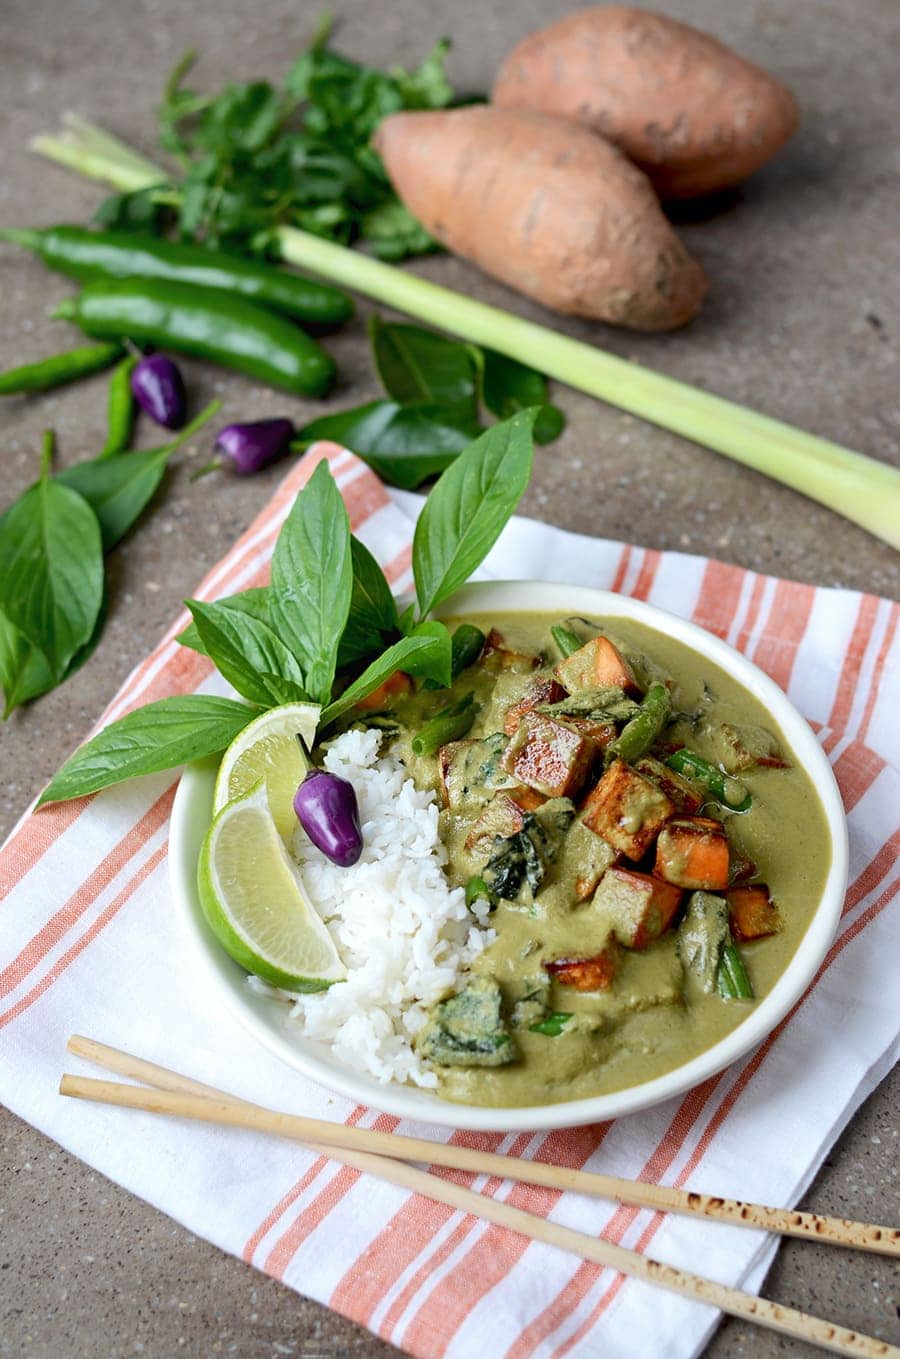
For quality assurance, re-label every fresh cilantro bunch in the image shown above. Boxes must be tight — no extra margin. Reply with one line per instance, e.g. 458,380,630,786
99,18,455,260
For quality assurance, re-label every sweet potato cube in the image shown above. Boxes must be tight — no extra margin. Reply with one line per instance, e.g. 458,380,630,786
353,670,412,711
438,739,475,808
654,817,731,890
464,793,527,857
553,635,639,695
593,866,684,949
581,759,675,860
634,756,704,816
546,944,618,992
727,885,780,941
501,712,596,798
481,628,541,673
502,675,567,735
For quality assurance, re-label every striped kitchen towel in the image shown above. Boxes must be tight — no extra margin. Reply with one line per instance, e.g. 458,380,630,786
1,445,897,1359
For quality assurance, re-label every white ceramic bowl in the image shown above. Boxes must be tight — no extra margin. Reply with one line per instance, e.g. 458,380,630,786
169,580,848,1131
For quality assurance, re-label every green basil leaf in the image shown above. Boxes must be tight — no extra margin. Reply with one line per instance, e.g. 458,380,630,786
412,411,536,619
56,401,221,551
176,587,270,656
0,472,103,682
187,599,308,707
481,349,565,446
321,623,451,725
0,591,109,717
269,460,352,706
38,694,255,805
360,201,439,261
337,537,399,668
370,317,478,415
296,400,477,490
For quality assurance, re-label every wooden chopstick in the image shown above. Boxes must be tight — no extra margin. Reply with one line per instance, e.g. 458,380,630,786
59,1041,900,1359
67,1034,899,1258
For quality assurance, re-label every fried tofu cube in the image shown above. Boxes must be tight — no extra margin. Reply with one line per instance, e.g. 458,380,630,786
553,636,640,695
439,733,518,812
464,793,527,858
592,866,684,949
727,884,780,941
581,759,675,860
557,817,620,902
634,755,704,816
510,786,547,812
502,674,567,735
562,716,618,750
481,628,541,674
654,817,731,891
353,670,413,711
712,721,788,774
546,943,618,992
501,712,596,798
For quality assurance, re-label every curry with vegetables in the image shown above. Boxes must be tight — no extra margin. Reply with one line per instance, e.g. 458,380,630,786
354,611,831,1108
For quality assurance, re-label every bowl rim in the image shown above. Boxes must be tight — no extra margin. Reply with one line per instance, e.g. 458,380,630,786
168,579,849,1132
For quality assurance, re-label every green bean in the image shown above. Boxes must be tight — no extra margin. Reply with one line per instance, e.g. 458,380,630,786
411,693,477,757
551,624,583,658
424,624,485,689
717,941,754,1000
98,354,138,459
607,681,671,765
529,1011,573,1037
664,749,752,812
0,340,122,395
465,875,494,910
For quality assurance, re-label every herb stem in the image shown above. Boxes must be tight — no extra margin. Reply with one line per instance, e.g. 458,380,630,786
29,117,900,549
40,429,56,474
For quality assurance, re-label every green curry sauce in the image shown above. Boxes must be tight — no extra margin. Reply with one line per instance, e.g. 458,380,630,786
359,612,831,1109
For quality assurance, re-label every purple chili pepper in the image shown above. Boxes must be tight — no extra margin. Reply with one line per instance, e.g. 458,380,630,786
293,756,363,868
191,418,296,481
131,353,187,429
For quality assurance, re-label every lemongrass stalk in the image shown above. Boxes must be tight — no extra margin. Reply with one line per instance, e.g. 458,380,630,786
276,228,900,550
29,118,900,549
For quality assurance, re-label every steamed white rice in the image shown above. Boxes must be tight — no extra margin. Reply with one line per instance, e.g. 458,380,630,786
251,726,492,1087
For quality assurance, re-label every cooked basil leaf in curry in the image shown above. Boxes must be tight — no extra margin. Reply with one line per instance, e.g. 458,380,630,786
343,611,831,1107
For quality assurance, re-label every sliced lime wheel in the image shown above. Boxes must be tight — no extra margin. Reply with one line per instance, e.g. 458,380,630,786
198,781,344,991
213,701,319,841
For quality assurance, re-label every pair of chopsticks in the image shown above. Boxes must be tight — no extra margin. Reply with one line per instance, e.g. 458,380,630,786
61,1035,900,1359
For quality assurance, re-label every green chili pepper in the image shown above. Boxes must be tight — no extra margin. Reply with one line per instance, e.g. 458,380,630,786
607,681,671,765
411,693,478,757
717,941,754,1000
551,624,583,658
465,875,494,910
664,749,752,812
98,354,138,459
529,1011,573,1037
53,280,336,398
1,226,354,328
0,340,122,395
424,624,485,689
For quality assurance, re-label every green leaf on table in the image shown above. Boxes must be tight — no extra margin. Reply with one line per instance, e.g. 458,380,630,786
0,468,103,682
412,411,536,620
38,694,255,805
0,592,108,717
296,401,477,490
56,401,220,551
360,202,439,261
370,317,478,418
187,599,308,708
337,537,400,667
321,621,452,725
481,349,565,446
269,460,352,707
176,587,270,656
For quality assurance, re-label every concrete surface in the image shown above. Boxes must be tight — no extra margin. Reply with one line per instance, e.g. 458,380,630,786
1,0,898,1355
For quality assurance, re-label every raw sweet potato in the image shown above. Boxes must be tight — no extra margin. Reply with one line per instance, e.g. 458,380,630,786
372,106,707,330
492,7,799,199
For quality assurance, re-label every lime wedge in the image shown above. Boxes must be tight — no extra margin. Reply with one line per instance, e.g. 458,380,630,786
198,781,344,991
214,701,319,841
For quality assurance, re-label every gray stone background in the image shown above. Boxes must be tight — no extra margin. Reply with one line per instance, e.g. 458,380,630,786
0,0,897,1354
